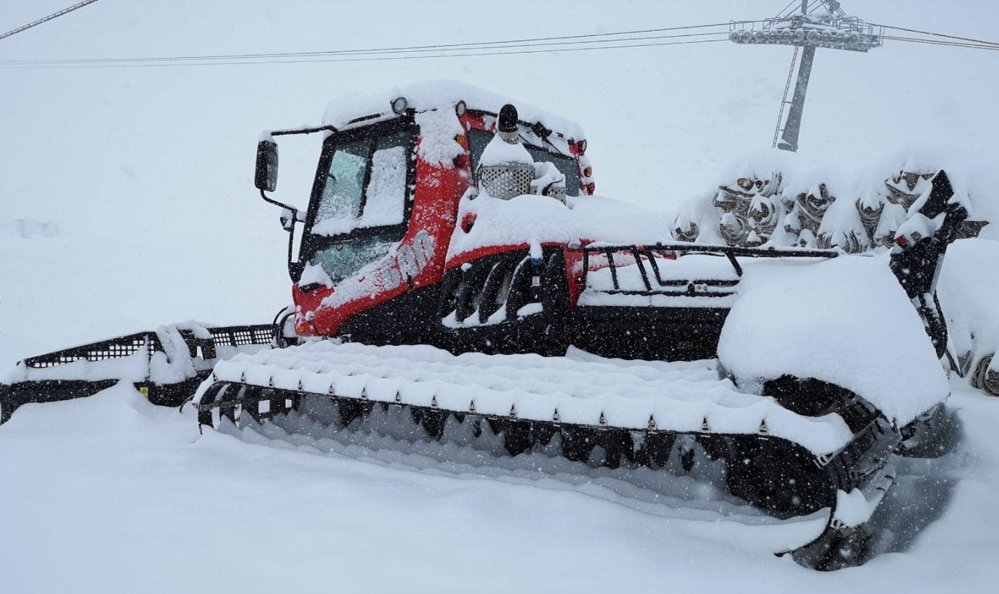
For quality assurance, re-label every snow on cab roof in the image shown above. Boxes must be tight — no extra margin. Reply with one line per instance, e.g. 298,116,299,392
322,79,586,140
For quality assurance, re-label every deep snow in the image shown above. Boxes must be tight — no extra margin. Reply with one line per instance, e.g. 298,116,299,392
3,1,999,592
1,382,997,593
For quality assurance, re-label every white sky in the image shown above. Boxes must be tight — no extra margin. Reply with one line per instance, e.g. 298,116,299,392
0,0,997,357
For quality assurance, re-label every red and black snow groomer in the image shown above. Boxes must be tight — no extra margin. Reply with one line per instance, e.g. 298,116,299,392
1,82,966,570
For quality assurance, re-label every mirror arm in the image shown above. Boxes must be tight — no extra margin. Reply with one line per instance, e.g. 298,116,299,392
258,124,336,284
256,124,338,219
258,188,301,219
272,124,337,137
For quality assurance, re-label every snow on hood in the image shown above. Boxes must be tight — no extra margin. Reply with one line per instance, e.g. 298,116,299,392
718,254,950,426
447,192,670,260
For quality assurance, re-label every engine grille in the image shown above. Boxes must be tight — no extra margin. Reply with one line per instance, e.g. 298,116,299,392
477,163,534,200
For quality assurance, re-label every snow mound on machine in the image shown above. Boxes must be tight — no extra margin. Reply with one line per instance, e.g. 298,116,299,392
718,255,950,426
939,238,999,372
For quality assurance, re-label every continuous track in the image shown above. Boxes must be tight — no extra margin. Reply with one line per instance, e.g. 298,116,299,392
194,341,900,555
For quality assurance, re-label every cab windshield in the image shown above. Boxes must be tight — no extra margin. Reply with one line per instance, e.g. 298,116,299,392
303,125,415,284
311,129,414,237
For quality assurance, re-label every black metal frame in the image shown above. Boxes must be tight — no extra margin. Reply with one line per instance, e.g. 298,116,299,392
18,325,273,370
567,243,838,361
580,242,838,292
0,324,274,423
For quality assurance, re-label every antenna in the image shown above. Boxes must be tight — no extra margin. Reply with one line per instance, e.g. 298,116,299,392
730,0,883,151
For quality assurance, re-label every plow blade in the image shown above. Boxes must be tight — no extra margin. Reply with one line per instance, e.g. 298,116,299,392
0,324,274,424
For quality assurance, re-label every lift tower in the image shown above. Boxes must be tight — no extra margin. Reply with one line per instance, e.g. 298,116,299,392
730,0,883,152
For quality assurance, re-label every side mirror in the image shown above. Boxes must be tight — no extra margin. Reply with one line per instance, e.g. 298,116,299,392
255,140,279,192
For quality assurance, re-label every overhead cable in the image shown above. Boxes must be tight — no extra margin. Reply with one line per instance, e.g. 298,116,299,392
872,23,999,49
3,16,996,71
0,22,740,68
882,35,999,52
0,0,100,41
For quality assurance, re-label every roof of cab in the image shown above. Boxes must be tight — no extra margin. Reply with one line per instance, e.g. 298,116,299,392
321,79,586,141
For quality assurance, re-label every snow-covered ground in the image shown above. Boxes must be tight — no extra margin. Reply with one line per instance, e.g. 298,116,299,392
1,381,997,593
3,1,999,592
